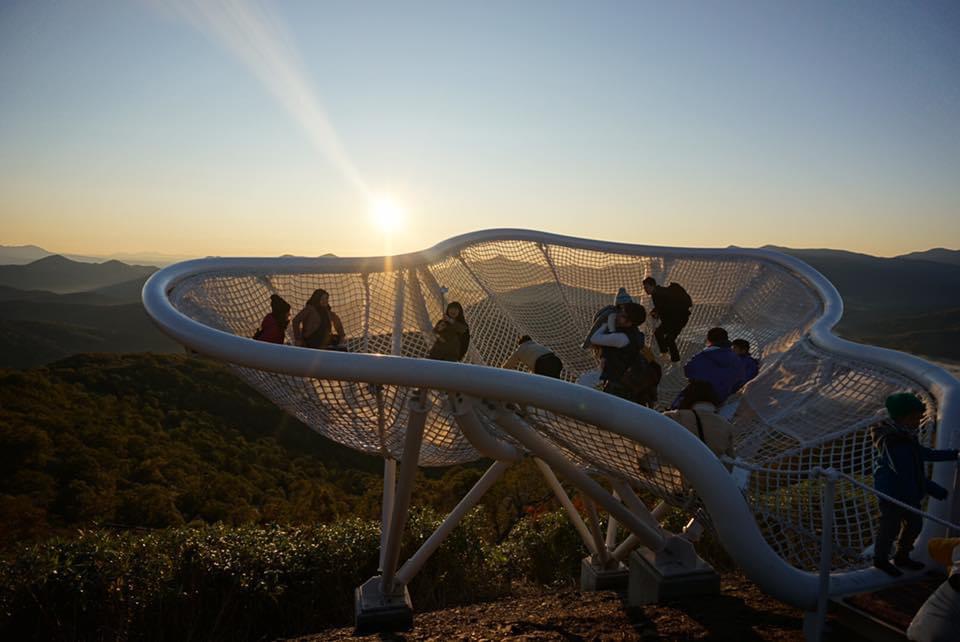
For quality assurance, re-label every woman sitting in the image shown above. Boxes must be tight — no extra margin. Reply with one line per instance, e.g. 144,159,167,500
292,288,346,350
253,294,291,344
427,301,470,362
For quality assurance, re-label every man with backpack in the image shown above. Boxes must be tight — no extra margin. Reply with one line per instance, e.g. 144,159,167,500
642,277,692,363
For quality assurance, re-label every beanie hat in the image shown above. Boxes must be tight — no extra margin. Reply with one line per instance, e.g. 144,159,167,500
614,287,633,306
885,392,926,420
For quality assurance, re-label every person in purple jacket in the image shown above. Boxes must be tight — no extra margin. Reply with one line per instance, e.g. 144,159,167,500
731,339,760,392
673,327,745,408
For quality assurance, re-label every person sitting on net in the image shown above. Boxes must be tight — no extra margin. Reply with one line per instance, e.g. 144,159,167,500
673,327,745,408
253,294,291,344
502,335,563,378
642,277,692,363
731,338,760,392
871,392,959,577
588,301,648,402
663,380,735,466
427,301,470,362
292,288,346,350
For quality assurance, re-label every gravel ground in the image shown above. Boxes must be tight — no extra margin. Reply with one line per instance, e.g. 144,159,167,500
293,573,861,641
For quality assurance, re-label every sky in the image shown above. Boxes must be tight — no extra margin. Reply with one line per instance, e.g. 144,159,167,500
1,0,958,259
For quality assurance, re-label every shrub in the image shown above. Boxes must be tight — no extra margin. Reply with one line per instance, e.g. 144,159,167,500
492,509,584,585
0,509,515,641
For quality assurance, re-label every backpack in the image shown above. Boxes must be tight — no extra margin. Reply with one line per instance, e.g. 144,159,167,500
667,282,692,311
620,349,662,405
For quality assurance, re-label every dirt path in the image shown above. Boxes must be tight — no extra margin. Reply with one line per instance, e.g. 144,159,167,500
297,574,860,641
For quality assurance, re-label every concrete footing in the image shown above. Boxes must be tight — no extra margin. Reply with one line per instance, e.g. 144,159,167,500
580,556,630,592
628,547,720,606
354,576,413,635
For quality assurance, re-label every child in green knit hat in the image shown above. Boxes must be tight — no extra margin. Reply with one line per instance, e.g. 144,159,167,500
870,392,959,576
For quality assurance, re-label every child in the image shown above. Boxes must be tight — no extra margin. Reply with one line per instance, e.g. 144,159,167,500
731,338,759,392
871,393,959,576
580,287,633,349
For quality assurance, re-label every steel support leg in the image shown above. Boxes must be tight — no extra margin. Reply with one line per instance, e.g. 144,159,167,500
395,460,511,585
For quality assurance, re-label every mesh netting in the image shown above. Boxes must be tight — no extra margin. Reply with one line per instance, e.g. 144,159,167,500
167,238,942,571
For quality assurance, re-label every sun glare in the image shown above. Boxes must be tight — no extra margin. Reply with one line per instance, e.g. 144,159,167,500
370,196,406,233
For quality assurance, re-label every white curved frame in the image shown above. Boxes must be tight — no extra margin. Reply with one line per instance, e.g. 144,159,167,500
143,228,960,611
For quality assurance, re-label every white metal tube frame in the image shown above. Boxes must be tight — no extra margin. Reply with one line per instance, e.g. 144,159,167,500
142,228,960,611
535,458,599,557
395,460,511,586
380,397,428,593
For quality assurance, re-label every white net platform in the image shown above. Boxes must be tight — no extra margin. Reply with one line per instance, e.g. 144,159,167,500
161,233,947,573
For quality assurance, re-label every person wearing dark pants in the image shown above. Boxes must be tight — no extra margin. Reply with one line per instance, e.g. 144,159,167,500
870,392,959,576
654,315,689,363
502,335,563,378
642,277,692,363
873,501,923,572
533,352,563,378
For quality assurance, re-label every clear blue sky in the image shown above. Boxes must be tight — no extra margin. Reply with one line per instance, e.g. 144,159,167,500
1,0,958,257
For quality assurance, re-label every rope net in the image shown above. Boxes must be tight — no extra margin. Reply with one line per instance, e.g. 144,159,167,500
167,238,942,572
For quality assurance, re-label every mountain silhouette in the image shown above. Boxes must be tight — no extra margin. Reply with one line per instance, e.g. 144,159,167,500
896,248,960,266
0,255,156,293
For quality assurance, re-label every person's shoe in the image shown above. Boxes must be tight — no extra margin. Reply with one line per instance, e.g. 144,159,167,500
873,558,903,577
893,556,925,571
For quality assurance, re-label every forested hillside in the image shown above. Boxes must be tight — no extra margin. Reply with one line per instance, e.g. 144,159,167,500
0,353,553,551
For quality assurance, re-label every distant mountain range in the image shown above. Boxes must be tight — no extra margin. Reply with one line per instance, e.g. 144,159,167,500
0,255,156,293
764,246,960,314
0,244,194,267
0,244,958,368
896,248,960,266
0,255,178,367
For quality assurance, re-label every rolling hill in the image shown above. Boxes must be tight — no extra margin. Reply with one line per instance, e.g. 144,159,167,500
896,248,960,266
0,255,156,293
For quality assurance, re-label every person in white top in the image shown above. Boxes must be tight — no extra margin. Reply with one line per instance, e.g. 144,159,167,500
501,335,563,378
907,537,960,641
662,380,736,466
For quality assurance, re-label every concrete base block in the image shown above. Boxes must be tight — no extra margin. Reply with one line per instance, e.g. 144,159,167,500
628,547,720,606
580,556,629,592
354,576,413,635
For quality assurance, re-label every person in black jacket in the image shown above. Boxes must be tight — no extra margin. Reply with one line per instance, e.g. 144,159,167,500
642,277,692,363
871,392,959,576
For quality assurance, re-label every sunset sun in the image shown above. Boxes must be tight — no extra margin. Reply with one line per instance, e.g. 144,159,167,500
369,196,406,233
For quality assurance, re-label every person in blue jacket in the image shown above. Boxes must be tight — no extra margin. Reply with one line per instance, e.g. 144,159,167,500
673,327,745,408
731,339,760,392
871,392,959,576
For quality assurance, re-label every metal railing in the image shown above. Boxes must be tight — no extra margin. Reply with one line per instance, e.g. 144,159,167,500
724,457,960,640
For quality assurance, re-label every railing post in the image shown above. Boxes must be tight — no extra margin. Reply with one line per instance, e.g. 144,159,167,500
809,468,837,642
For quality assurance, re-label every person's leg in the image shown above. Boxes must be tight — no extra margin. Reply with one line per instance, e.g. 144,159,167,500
653,324,669,355
874,500,904,576
894,508,925,569
666,314,690,362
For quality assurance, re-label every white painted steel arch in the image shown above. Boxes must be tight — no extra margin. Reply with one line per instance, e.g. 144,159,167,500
143,229,960,611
